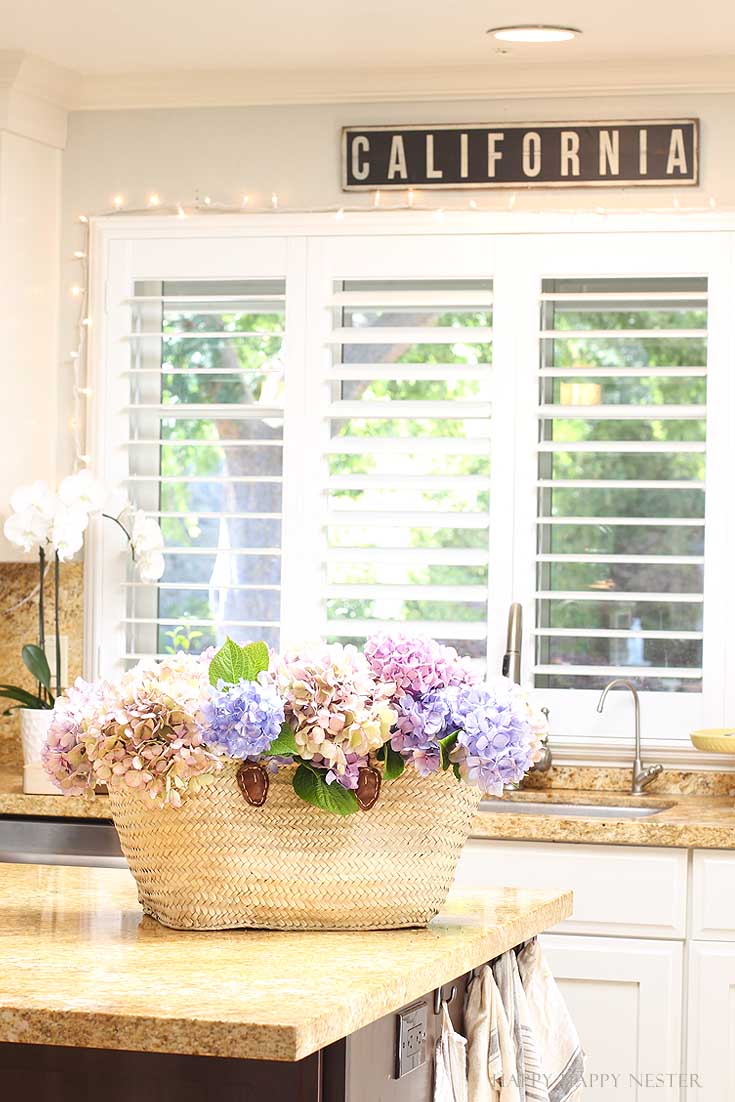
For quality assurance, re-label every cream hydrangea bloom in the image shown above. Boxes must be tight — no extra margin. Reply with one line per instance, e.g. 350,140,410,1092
274,642,396,781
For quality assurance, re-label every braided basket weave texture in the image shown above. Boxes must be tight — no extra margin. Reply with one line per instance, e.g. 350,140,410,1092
109,763,482,931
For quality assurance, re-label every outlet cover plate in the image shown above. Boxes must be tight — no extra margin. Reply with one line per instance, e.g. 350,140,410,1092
395,1000,428,1079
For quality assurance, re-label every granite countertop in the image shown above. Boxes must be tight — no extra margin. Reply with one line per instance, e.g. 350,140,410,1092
0,767,109,819
0,863,570,1062
3,763,735,848
473,779,735,849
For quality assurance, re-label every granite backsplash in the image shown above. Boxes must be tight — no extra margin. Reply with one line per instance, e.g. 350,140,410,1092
0,561,84,767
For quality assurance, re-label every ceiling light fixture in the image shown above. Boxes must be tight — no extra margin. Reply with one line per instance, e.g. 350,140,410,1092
487,24,581,43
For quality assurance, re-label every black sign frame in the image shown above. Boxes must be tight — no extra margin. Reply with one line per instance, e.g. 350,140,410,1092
341,119,699,191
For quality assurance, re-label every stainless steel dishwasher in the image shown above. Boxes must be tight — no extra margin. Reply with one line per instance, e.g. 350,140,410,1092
0,815,126,868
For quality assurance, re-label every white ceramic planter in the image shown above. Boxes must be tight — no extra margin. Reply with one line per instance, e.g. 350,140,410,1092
19,708,58,795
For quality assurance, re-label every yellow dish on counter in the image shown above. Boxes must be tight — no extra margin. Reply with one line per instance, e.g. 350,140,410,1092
690,729,735,753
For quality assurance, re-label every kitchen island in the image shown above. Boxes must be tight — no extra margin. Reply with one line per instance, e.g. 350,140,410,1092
0,862,571,1101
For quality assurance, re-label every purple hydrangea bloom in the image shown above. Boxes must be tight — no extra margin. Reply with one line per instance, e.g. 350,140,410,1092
391,690,454,752
201,678,285,760
446,685,535,796
365,631,477,698
325,751,365,790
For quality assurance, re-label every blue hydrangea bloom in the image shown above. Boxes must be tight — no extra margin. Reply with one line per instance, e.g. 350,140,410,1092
391,689,454,753
201,678,285,760
446,685,534,795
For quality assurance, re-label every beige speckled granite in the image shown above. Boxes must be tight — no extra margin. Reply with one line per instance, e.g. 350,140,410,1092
0,561,84,768
473,785,735,848
0,863,571,1062
0,766,109,818
522,765,735,797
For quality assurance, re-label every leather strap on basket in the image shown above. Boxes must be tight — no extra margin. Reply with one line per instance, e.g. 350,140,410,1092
355,766,381,811
236,762,270,807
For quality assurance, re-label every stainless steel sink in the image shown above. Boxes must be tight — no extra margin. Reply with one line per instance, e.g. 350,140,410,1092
479,799,672,820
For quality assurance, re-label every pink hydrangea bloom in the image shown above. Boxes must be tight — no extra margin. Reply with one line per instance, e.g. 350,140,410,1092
364,631,477,699
43,653,222,807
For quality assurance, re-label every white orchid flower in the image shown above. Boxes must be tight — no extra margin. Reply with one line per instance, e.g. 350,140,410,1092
3,508,53,552
58,469,105,515
3,480,56,551
50,503,89,561
130,510,164,554
136,549,165,582
9,480,56,518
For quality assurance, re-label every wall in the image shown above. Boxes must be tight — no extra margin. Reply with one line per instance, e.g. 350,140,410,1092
58,90,735,480
0,131,61,543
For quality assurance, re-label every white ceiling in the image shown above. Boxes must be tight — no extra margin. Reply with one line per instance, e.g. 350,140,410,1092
3,0,735,108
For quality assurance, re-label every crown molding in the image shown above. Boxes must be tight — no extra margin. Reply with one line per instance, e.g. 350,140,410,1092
1,50,734,121
0,52,77,147
71,56,735,111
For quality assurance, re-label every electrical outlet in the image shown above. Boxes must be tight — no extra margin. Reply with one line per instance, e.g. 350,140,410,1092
44,636,69,692
395,1000,428,1079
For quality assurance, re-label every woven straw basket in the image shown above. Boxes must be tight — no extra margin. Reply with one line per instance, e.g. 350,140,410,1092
109,762,482,931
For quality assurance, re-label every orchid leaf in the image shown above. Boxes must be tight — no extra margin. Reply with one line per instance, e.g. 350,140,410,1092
0,684,48,709
21,645,52,695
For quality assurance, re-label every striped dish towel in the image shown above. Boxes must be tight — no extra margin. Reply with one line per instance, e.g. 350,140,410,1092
465,964,520,1102
493,950,550,1102
517,940,585,1102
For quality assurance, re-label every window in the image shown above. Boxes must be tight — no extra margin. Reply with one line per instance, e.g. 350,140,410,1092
88,221,734,756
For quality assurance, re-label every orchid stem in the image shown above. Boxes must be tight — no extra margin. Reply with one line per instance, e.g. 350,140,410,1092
54,552,61,700
38,547,46,706
102,512,135,560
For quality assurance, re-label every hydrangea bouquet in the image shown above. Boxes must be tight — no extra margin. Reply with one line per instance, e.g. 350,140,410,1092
43,631,548,816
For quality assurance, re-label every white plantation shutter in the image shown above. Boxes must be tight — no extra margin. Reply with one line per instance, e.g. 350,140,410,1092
122,279,286,661
321,277,493,665
533,276,708,693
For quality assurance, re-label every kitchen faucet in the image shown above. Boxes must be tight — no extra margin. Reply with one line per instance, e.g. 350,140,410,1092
596,679,663,794
503,603,552,772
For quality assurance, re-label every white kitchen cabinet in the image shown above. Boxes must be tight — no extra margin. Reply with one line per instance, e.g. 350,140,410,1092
454,838,688,937
542,934,683,1102
687,942,735,1101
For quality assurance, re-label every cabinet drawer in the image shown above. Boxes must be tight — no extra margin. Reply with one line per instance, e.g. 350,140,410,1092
454,838,687,938
692,850,735,940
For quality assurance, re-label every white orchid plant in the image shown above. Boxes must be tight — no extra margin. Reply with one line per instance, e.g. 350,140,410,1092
2,471,165,711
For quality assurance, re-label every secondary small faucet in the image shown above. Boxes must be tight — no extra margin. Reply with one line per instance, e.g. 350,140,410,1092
596,679,663,794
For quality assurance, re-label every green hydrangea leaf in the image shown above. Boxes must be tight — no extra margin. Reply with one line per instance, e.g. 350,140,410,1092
292,763,360,816
381,742,405,780
262,723,299,757
241,641,270,680
208,637,247,688
452,763,462,783
439,730,459,771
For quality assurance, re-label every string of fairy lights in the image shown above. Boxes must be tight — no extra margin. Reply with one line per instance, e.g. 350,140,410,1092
67,185,724,471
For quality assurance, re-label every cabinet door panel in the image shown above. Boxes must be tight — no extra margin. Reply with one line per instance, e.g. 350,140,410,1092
687,942,735,1100
542,934,682,1102
691,851,735,940
455,838,688,937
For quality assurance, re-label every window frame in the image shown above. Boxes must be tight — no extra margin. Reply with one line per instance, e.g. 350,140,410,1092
85,212,735,767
